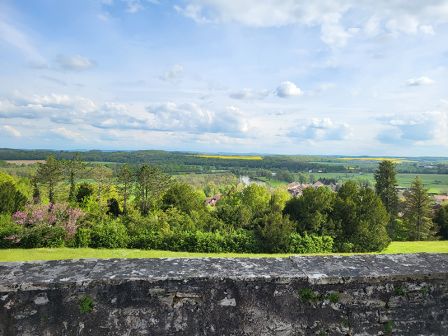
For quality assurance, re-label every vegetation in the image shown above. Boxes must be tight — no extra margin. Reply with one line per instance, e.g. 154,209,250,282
0,155,446,257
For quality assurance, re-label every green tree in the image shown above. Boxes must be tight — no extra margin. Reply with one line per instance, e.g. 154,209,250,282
36,155,63,203
374,160,399,238
240,184,270,217
117,164,134,214
135,164,171,215
76,183,95,204
331,181,390,252
403,177,435,240
162,183,205,215
0,182,27,214
284,187,335,235
434,204,448,240
90,165,113,204
64,154,86,203
31,176,41,205
255,210,293,253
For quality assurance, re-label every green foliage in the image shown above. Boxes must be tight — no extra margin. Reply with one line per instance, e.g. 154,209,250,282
403,177,435,241
332,181,390,252
74,228,92,247
434,204,448,240
36,156,64,203
284,187,335,235
327,292,340,303
298,288,319,303
76,183,95,204
384,321,394,335
0,181,27,214
90,220,129,248
79,296,94,314
375,160,399,238
0,214,23,248
20,225,66,248
289,233,333,253
256,210,293,253
136,164,171,215
162,183,205,215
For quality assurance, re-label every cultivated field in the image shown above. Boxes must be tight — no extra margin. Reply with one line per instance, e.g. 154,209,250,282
5,160,46,165
1,241,446,262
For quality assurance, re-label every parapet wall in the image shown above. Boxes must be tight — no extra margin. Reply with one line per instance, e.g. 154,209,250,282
1,254,447,335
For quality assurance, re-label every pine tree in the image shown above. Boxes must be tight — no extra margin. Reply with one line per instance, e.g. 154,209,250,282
117,164,134,214
36,155,64,204
374,160,399,238
403,177,434,240
64,154,86,203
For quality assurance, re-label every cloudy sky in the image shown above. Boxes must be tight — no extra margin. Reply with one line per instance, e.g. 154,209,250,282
1,0,448,155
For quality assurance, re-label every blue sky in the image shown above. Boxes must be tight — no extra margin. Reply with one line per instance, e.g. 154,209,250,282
1,0,448,155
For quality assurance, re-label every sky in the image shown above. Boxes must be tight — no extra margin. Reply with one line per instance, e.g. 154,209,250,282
0,0,448,156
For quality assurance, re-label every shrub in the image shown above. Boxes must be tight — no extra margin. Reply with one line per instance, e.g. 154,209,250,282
0,182,27,215
90,220,129,248
20,225,66,248
289,233,333,254
0,214,23,248
73,228,92,247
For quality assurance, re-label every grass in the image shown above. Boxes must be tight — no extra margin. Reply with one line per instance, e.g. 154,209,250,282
196,155,263,160
314,172,448,194
0,241,446,262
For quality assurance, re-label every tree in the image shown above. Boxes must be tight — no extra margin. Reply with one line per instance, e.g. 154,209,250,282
135,164,171,215
403,177,435,240
434,204,448,240
76,183,95,204
117,164,134,214
0,182,27,214
374,160,399,238
284,187,335,235
64,154,86,203
36,155,64,204
240,184,270,217
255,210,294,253
331,181,390,252
31,176,41,205
162,183,205,215
90,165,113,204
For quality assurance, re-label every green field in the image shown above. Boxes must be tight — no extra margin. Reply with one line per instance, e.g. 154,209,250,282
314,173,448,193
0,241,446,262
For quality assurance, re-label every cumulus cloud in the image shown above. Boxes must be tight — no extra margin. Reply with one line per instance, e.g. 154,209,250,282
406,76,435,86
276,81,303,98
289,118,352,141
176,1,448,47
1,125,21,137
378,111,448,145
229,88,269,100
160,64,184,82
55,55,96,71
145,102,249,134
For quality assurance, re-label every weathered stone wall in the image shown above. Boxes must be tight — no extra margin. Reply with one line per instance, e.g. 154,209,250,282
1,254,447,335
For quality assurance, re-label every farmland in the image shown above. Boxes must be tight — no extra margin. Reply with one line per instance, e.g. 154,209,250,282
196,154,263,160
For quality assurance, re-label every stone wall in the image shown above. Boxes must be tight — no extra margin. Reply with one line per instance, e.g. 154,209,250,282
1,254,447,335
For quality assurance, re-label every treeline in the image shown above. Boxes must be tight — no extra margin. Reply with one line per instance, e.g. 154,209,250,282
0,157,447,253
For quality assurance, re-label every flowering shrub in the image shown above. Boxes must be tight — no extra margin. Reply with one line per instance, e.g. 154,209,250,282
13,203,84,239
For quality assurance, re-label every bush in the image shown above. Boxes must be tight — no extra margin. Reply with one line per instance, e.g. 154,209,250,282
0,214,23,248
20,225,66,248
0,182,27,215
288,233,333,254
90,220,129,248
73,228,92,247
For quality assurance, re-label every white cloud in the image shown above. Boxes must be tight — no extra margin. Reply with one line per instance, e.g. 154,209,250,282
55,55,96,71
229,88,269,100
275,81,303,98
51,127,83,140
176,1,448,47
160,64,184,82
145,102,249,134
289,117,352,141
1,125,21,137
378,111,448,145
406,76,435,86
